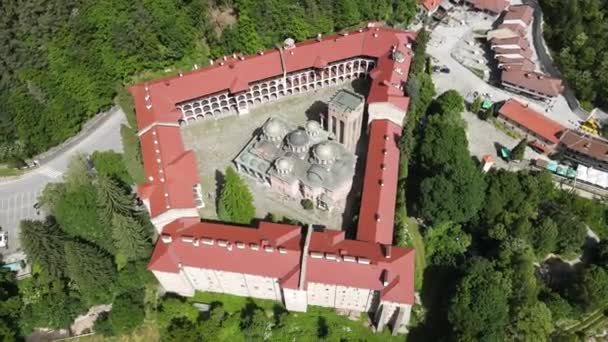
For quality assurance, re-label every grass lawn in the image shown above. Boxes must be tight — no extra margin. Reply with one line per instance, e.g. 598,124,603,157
0,166,22,177
406,217,426,291
190,291,404,341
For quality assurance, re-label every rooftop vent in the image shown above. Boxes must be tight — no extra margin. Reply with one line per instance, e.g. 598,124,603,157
310,251,324,259
161,234,172,243
375,213,381,222
343,255,356,262
357,257,370,265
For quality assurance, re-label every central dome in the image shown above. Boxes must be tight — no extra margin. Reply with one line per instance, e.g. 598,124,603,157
287,129,309,147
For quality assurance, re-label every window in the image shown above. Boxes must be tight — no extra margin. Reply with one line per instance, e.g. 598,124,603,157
339,120,345,143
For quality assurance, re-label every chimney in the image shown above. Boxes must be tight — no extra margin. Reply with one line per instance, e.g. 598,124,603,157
194,64,198,70
239,56,245,61
232,53,237,59
379,179,384,187
375,213,381,222
383,244,392,259
223,55,227,61
161,234,172,243
210,59,214,65
316,33,322,41
382,270,389,286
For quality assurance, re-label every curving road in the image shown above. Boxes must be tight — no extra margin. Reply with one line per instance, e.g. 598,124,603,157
0,107,126,255
523,0,587,118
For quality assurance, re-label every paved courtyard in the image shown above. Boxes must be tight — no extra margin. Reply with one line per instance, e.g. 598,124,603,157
182,83,367,230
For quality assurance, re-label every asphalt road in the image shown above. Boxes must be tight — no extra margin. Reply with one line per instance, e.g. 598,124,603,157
0,107,126,255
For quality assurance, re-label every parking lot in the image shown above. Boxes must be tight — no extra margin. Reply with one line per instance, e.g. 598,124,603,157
0,189,43,254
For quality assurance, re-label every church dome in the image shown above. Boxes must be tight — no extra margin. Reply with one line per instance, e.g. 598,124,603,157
286,129,310,152
263,118,285,141
305,120,321,136
307,164,328,183
312,142,336,165
275,157,294,174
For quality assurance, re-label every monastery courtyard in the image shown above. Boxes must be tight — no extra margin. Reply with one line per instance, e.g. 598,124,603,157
182,81,370,231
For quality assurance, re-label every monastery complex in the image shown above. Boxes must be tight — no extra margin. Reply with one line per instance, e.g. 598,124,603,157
130,24,417,335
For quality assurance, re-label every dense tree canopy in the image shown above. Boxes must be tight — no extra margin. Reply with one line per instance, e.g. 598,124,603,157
449,258,511,342
0,0,417,164
541,0,608,110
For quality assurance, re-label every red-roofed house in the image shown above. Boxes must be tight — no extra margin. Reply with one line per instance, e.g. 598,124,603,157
497,99,565,153
464,0,510,15
418,0,441,14
501,69,564,101
502,5,534,28
135,24,417,336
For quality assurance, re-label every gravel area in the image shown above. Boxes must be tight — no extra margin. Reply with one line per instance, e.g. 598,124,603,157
182,83,366,230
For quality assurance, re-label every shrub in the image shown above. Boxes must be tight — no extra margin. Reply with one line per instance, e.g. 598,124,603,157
301,199,314,210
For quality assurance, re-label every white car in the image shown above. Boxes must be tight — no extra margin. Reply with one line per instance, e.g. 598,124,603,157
0,231,7,248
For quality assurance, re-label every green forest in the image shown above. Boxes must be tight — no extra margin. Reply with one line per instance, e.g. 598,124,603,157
540,0,608,110
396,38,608,339
0,0,416,164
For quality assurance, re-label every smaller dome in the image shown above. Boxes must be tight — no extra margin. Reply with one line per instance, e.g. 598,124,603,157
275,157,294,173
263,119,285,141
307,164,328,183
306,120,321,132
287,129,309,147
314,143,334,160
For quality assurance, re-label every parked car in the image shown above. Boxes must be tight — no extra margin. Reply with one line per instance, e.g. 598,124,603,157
0,231,8,248
439,67,450,74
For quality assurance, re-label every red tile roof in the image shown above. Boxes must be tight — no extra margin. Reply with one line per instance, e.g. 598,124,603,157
306,230,415,303
559,130,608,163
490,36,531,50
148,219,415,304
501,70,564,97
138,126,200,217
467,0,510,14
498,99,565,144
419,0,441,12
356,120,402,245
498,23,526,36
130,26,415,131
503,5,534,26
148,219,303,277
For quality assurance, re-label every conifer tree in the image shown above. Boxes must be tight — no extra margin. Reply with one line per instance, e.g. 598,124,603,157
111,214,151,263
64,241,116,305
218,166,256,224
20,219,67,277
511,138,528,161
96,175,134,221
